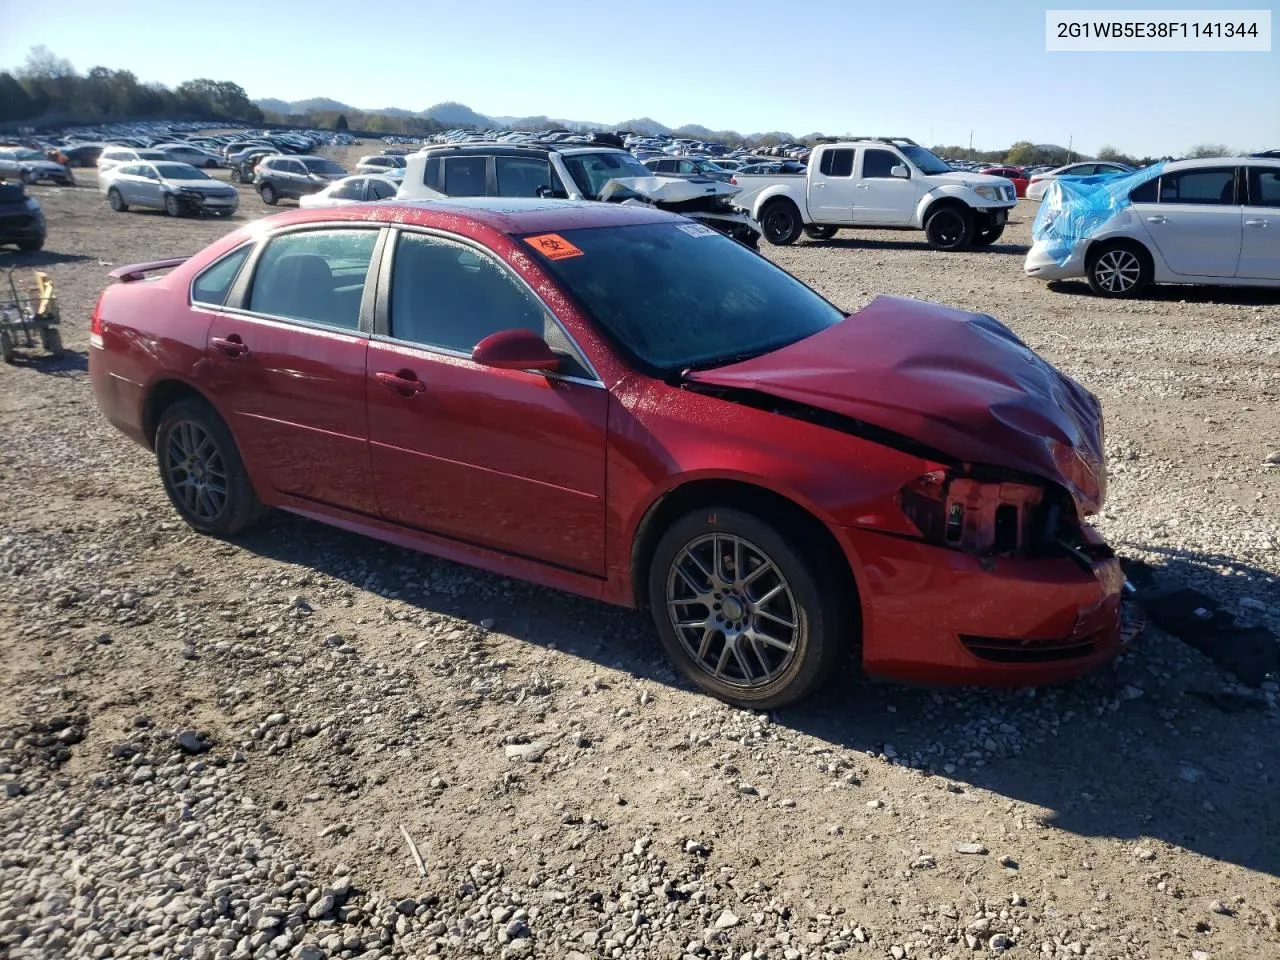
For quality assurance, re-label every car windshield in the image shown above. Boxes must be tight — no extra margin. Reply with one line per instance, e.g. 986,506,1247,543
139,151,167,160
303,158,345,175
562,151,654,199
154,162,208,180
900,145,952,175
9,149,44,160
524,221,844,375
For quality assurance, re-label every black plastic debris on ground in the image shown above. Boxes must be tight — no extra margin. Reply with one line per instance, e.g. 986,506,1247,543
1139,586,1279,686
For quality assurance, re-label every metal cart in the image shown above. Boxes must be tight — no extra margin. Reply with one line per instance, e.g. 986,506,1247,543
0,267,62,363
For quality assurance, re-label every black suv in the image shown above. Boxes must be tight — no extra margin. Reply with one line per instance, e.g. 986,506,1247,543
0,180,46,251
253,155,347,205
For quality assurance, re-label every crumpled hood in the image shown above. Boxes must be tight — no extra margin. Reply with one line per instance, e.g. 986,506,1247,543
687,296,1107,515
599,175,740,204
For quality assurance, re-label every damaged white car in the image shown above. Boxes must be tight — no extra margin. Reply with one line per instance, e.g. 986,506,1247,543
1026,158,1280,297
397,142,761,247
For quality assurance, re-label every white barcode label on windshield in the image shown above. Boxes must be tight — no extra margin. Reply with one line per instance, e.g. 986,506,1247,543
677,223,718,238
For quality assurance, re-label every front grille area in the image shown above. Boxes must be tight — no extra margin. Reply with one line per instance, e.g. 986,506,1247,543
960,632,1100,663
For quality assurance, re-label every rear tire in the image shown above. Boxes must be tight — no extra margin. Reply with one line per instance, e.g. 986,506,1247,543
260,183,277,205
924,205,974,251
647,506,849,709
229,168,241,183
1086,240,1152,297
803,224,838,240
108,188,128,212
760,200,803,246
155,397,263,537
17,237,44,252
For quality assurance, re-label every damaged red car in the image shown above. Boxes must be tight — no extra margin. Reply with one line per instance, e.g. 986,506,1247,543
89,199,1127,709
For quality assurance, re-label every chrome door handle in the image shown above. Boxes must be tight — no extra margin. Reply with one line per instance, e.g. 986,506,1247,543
1244,218,1268,227
855,184,870,189
1146,216,1167,223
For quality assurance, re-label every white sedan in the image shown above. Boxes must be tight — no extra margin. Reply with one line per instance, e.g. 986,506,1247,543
298,174,401,208
1024,158,1280,297
1025,161,1134,201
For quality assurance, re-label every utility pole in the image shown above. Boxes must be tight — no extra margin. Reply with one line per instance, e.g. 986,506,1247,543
1067,134,1073,162
969,129,974,160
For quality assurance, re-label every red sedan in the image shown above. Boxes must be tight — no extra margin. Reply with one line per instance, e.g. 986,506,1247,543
89,199,1127,708
981,166,1030,198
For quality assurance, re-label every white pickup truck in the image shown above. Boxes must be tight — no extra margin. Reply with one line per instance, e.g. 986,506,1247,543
731,138,1018,251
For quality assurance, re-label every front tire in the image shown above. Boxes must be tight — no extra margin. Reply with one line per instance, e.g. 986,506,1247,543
39,326,63,357
260,183,278,205
164,194,182,217
647,507,848,709
760,200,803,246
155,397,263,537
803,224,838,240
924,205,974,251
972,223,1005,246
108,188,128,212
17,237,44,252
1087,241,1152,297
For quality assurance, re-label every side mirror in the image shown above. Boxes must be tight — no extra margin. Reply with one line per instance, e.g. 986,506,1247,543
535,185,568,199
471,329,560,372
890,164,910,179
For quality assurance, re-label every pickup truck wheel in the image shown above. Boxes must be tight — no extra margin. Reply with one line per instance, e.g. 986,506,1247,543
972,224,1005,246
925,206,974,251
760,201,803,246
803,225,838,240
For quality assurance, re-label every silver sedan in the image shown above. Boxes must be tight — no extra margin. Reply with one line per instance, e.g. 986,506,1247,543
100,161,239,217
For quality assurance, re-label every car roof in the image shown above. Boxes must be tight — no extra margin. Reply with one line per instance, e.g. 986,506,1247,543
1163,156,1280,170
256,196,680,235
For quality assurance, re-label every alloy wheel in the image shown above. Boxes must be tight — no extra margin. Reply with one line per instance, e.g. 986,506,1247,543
164,420,228,525
665,533,800,689
1093,249,1142,293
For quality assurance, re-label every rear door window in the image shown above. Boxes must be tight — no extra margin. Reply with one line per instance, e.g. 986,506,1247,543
443,156,487,196
496,156,553,197
247,229,378,330
819,149,854,177
369,178,397,200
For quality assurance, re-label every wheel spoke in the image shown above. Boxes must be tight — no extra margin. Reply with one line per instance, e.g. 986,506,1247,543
665,531,802,690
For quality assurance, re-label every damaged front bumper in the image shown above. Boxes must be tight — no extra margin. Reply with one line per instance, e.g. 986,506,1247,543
844,523,1128,687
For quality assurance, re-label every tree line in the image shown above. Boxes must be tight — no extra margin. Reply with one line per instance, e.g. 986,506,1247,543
0,46,262,126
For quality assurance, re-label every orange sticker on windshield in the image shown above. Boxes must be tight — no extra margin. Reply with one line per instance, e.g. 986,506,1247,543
524,233,584,260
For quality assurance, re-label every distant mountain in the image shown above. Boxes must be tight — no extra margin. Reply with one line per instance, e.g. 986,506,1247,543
421,101,491,127
254,98,294,115
491,114,610,132
616,117,669,136
254,96,352,115
671,124,716,139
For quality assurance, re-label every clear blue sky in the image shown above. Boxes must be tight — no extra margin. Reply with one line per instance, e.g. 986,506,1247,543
2,0,1275,156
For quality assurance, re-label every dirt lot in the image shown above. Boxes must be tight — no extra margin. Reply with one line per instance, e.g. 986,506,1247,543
1,159,1278,960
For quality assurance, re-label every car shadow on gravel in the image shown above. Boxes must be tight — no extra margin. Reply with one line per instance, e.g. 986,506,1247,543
237,514,1278,876
1,349,88,374
0,251,95,268
779,544,1280,878
814,238,1029,256
1047,279,1280,306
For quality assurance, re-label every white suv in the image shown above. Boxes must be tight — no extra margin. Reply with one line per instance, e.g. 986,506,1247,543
397,142,761,246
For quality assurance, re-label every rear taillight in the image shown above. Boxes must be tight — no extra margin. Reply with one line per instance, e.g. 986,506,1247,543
89,293,105,348
729,176,737,185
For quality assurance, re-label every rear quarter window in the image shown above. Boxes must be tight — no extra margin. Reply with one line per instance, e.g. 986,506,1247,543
192,245,252,307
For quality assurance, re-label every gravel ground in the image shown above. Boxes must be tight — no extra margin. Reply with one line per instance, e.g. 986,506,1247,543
1,159,1278,960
